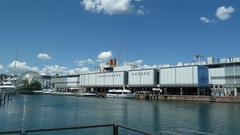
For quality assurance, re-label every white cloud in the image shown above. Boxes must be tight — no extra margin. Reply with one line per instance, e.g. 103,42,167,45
137,9,144,15
125,59,143,67
37,53,52,61
98,51,113,61
40,65,91,75
41,65,68,75
4,60,91,75
132,59,143,65
142,64,157,69
74,59,95,67
67,67,90,75
0,65,3,70
216,6,235,21
81,0,145,15
8,60,33,72
200,16,210,23
125,59,157,69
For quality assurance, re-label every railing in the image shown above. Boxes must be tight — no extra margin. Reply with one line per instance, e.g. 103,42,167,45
0,124,152,135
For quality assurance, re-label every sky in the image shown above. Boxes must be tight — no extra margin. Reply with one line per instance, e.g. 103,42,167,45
0,0,239,75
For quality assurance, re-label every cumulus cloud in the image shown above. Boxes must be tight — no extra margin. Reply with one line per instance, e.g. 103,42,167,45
125,59,144,67
41,65,68,75
74,59,95,67
137,5,145,15
8,60,33,72
3,60,91,75
124,59,157,69
216,6,235,21
142,64,157,69
67,67,90,75
98,51,113,61
200,16,210,23
37,53,52,61
0,65,3,70
200,6,235,24
40,65,91,75
132,59,143,65
81,0,145,15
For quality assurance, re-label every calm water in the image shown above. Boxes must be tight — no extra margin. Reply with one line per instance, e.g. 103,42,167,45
0,95,240,135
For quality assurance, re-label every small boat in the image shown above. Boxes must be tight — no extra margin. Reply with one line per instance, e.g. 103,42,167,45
78,93,96,97
106,89,135,99
34,89,56,94
0,81,16,94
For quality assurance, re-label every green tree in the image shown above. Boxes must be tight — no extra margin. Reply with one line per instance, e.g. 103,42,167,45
18,79,30,90
29,81,42,90
18,80,42,92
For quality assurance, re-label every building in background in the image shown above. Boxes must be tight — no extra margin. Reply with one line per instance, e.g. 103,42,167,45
207,57,240,96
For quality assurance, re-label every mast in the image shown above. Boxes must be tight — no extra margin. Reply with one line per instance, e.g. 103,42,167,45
13,50,18,76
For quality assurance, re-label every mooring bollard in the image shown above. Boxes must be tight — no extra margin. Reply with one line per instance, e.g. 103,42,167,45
113,124,118,135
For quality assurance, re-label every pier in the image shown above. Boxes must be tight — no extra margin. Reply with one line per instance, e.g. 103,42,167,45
138,94,240,103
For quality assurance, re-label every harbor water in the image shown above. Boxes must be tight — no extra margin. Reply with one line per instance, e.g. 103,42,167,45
0,94,240,135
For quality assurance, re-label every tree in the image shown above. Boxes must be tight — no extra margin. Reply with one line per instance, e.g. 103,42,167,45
29,81,42,90
18,79,30,90
17,80,42,92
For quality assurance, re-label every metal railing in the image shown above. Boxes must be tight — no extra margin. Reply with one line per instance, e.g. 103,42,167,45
0,124,152,135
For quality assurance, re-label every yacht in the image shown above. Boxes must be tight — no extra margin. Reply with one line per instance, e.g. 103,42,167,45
106,89,135,99
0,81,16,94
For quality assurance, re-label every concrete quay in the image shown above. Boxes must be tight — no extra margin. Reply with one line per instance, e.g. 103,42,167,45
139,94,240,103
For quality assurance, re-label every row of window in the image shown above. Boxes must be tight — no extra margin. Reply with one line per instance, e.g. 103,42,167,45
98,74,121,78
211,76,240,80
131,72,150,76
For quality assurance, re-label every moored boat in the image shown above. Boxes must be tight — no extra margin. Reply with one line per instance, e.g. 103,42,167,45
106,89,135,99
0,81,16,94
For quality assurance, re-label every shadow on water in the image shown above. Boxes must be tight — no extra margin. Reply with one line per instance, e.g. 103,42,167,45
198,103,211,133
152,102,160,133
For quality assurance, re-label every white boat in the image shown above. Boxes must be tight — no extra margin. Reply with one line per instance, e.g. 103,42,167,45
0,81,16,94
106,89,135,99
78,93,96,97
34,89,56,94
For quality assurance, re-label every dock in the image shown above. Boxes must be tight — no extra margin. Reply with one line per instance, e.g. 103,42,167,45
138,94,240,103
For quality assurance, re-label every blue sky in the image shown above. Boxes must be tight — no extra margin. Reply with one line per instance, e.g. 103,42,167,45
0,0,239,74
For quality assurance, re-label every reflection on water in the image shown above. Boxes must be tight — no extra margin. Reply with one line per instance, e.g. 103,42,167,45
0,95,240,135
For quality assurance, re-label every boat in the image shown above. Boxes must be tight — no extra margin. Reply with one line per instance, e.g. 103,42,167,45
0,81,16,94
106,89,135,99
78,92,96,97
34,89,56,94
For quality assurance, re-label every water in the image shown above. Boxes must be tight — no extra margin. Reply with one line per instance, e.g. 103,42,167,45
0,95,240,135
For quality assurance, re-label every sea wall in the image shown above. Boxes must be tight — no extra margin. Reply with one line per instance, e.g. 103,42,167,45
137,94,240,103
